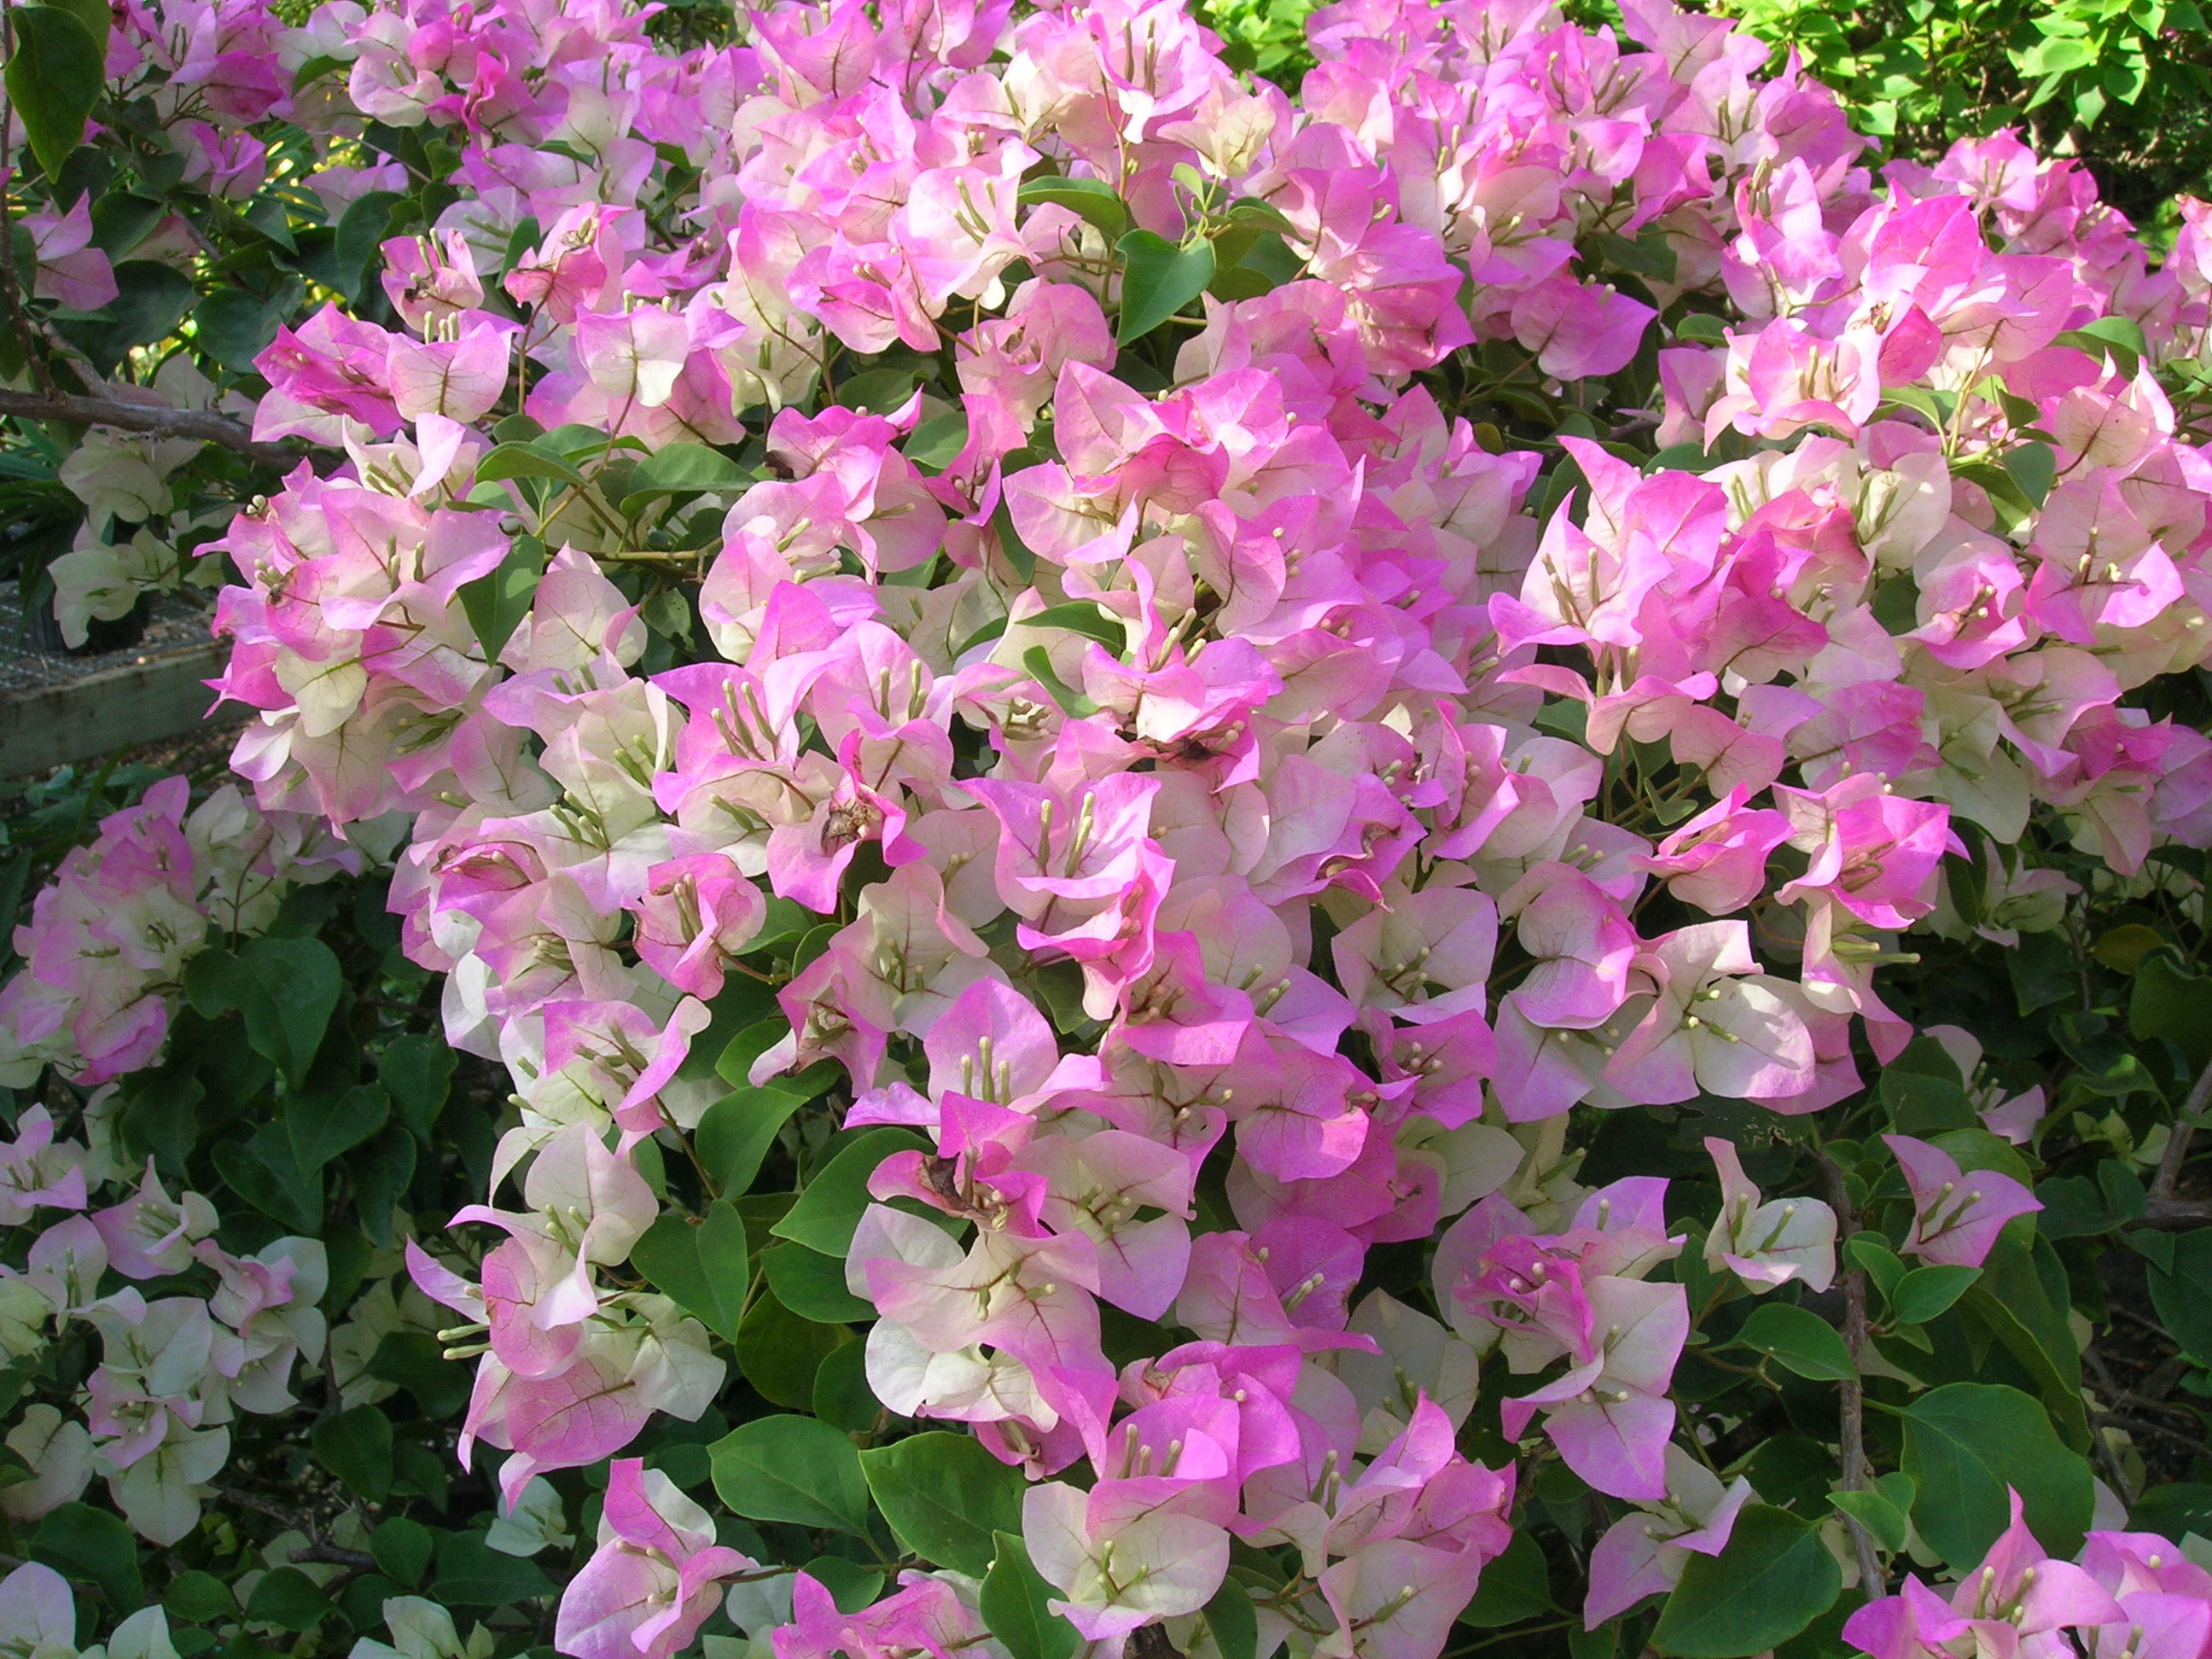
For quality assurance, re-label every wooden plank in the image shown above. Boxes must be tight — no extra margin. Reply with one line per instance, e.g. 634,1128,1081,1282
0,643,246,777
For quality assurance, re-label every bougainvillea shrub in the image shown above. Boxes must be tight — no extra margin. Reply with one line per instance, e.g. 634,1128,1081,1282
9,0,2212,1657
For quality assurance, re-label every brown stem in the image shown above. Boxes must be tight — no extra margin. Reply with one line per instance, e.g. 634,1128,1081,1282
2133,1196,2212,1228
217,1484,371,1570
1815,1150,1886,1595
2150,1054,2212,1202
0,388,308,469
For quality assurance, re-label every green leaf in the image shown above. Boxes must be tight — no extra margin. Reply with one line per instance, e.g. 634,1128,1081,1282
1458,1528,1553,1627
366,1330,473,1419
1018,177,1129,239
772,1128,931,1257
1958,1237,2088,1450
247,1569,327,1632
695,1085,808,1196
1653,1506,1841,1658
1869,573,1921,636
193,283,300,370
63,260,194,370
477,441,593,491
2002,442,2057,507
183,935,343,1086
34,1502,143,1610
630,1200,749,1342
2008,929,2077,1016
1022,645,1102,719
2056,314,2147,375
90,196,164,258
710,1414,871,1536
1025,601,1127,652
859,1431,1027,1575
2131,952,2212,1072
761,1240,873,1323
314,1404,395,1502
813,1336,884,1433
1901,1382,2094,1568
457,534,548,664
800,1557,883,1612
432,1531,554,1608
166,1569,237,1623
1205,1580,1258,1659
736,1286,851,1408
212,1132,323,1234
2132,1481,2212,1539
1115,230,1215,344
905,410,970,473
5,8,105,181
2147,1229,2212,1364
286,1081,391,1173
333,191,405,301
370,1518,436,1589
1890,1265,1981,1324
46,0,106,54
622,441,750,506
1829,1486,1911,1555
381,1032,457,1142
981,1532,1080,1659
1734,1304,1854,1381
1881,1067,1977,1136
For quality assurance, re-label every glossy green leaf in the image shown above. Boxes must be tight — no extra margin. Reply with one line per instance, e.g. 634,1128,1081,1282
1735,1303,1854,1381
709,1414,871,1536
2131,952,2212,1072
34,1502,143,1610
812,1336,884,1433
369,1518,436,1589
981,1532,1080,1659
6,8,105,181
631,1200,750,1342
1017,176,1128,239
859,1431,1027,1575
247,1569,327,1631
736,1286,850,1408
771,1128,931,1257
1890,1265,1980,1324
1115,230,1215,343
1205,1580,1258,1659
695,1084,808,1196
431,1531,554,1607
381,1032,457,1142
761,1240,872,1324
457,534,548,663
1025,601,1128,652
1459,1528,1553,1627
2148,1229,2212,1364
623,441,750,504
183,934,342,1086
313,1404,394,1502
1901,1382,2093,1568
1652,1506,1842,1658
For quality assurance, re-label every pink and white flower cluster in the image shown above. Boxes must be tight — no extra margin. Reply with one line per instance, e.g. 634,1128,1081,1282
0,778,358,1086
0,1109,329,1544
10,0,2212,1648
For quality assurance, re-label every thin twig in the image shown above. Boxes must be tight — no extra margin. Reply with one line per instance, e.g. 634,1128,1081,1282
217,1484,371,1571
2081,1350,2144,1506
1815,1150,1886,1594
2151,1055,2212,1204
301,1543,377,1570
0,388,308,469
2093,1412,2212,1457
